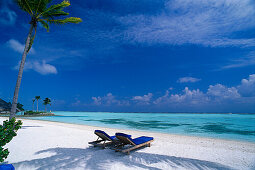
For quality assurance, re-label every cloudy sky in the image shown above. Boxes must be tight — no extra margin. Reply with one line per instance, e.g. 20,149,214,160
0,0,254,113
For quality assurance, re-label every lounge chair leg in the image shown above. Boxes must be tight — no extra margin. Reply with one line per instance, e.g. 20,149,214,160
103,141,106,149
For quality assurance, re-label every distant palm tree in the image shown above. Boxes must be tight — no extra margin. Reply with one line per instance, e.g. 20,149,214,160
35,96,41,112
9,0,82,120
43,98,51,113
32,98,35,111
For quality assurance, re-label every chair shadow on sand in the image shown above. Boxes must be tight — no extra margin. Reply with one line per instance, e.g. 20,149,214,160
11,147,233,170
21,126,43,129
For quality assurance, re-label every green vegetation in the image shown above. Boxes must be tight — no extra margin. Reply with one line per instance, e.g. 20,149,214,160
24,110,44,115
0,118,22,162
43,98,51,112
24,110,54,116
10,0,82,119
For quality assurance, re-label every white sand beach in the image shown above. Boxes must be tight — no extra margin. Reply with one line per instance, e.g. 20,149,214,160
1,117,255,170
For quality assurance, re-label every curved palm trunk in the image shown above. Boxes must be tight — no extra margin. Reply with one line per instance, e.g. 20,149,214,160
10,24,34,120
45,105,47,113
32,102,34,111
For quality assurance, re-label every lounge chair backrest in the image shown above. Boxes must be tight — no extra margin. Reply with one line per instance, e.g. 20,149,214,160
95,130,113,141
115,133,136,145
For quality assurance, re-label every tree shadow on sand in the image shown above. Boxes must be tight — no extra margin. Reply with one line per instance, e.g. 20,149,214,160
12,147,233,170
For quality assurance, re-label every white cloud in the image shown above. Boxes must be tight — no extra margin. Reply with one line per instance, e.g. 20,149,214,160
153,75,255,108
91,96,102,106
154,84,241,107
0,0,17,25
6,39,35,54
220,52,255,70
173,87,207,104
207,84,240,100
238,74,255,97
132,93,153,105
14,60,57,75
33,61,57,75
88,74,255,112
92,93,129,106
154,87,208,105
178,77,201,83
153,89,170,105
120,0,255,47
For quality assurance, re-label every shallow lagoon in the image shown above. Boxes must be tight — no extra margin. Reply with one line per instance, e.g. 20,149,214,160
28,112,255,142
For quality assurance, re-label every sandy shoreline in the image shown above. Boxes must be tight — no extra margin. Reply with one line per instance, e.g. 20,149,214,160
13,117,255,144
1,117,255,169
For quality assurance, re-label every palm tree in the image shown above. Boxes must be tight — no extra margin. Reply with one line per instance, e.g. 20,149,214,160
35,96,41,112
43,98,51,113
9,0,82,120
32,98,35,111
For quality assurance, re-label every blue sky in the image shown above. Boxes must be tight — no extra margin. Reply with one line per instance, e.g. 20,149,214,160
0,0,255,113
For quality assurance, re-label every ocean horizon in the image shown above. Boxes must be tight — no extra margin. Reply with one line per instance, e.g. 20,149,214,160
27,111,255,143
52,111,255,114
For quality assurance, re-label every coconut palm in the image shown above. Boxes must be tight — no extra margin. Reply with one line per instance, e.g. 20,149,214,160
9,0,82,119
35,96,41,112
43,98,51,113
32,98,35,111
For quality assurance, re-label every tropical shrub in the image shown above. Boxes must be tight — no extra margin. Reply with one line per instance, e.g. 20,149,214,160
0,118,22,162
24,110,44,115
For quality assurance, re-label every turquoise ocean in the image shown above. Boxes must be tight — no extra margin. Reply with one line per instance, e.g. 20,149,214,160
28,111,255,143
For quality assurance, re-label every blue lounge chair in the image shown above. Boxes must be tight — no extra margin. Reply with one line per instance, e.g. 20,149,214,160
0,164,15,170
89,130,127,148
113,133,154,154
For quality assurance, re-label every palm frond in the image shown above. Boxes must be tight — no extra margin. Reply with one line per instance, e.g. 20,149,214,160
45,17,82,24
38,20,50,32
31,0,53,15
14,0,82,34
14,0,53,16
37,0,70,18
35,0,43,14
42,10,69,18
14,0,33,15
